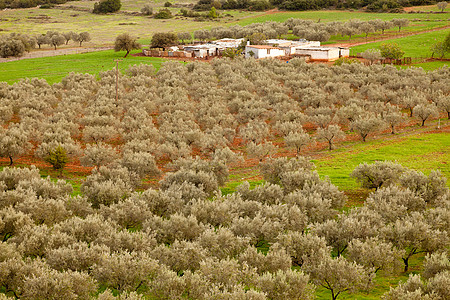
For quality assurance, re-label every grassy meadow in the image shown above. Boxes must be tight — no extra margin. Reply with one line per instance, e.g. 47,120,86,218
0,49,164,84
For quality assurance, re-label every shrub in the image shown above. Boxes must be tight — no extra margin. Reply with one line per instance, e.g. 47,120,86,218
93,0,121,14
333,57,360,66
379,43,404,59
154,8,173,19
141,4,153,15
151,32,178,48
45,146,69,176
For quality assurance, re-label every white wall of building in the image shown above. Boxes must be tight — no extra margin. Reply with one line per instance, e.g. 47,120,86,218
294,47,341,61
245,46,285,59
339,48,350,57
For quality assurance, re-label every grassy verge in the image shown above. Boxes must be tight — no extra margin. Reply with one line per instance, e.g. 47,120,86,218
0,50,164,84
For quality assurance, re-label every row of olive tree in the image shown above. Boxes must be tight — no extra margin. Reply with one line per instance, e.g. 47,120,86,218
0,31,91,58
0,59,448,174
0,158,448,299
187,18,409,44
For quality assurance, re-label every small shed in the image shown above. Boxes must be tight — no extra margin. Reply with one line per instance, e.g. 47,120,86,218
338,47,350,58
294,46,341,61
245,45,285,59
184,44,221,58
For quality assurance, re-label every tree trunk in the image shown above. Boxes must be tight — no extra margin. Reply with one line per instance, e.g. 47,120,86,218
421,119,425,126
391,125,395,134
79,41,82,46
362,135,366,142
328,140,332,150
402,257,409,272
54,45,57,50
124,50,130,58
409,108,413,117
447,111,450,120
9,156,13,166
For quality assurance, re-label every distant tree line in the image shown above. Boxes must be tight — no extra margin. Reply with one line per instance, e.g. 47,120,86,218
0,0,75,9
193,0,438,11
0,31,91,58
168,18,409,45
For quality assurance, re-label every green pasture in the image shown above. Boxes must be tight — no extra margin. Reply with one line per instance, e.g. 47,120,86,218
236,9,450,25
312,131,450,191
0,50,164,84
351,29,450,58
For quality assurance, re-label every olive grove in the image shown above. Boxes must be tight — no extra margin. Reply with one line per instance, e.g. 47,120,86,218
0,59,449,299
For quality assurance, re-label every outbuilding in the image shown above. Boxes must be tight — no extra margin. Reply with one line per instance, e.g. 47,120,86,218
294,46,342,61
245,45,285,59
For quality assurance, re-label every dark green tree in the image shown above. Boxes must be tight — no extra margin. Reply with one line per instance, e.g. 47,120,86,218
150,32,178,49
45,146,69,176
154,8,173,19
93,0,121,14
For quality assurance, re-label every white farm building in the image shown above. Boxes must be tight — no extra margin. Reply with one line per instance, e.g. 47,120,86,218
294,46,350,61
245,45,285,59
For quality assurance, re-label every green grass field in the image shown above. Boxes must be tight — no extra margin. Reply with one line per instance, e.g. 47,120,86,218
312,131,450,191
0,50,164,84
237,9,450,25
351,29,450,58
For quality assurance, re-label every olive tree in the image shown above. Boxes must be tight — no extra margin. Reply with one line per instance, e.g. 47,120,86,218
284,131,312,156
413,103,439,126
114,33,141,58
50,34,65,50
73,32,91,47
351,116,384,142
361,49,381,65
316,125,345,150
305,255,374,300
437,2,448,12
0,125,32,166
351,161,405,190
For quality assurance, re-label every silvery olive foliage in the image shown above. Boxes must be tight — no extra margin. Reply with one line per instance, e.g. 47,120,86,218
0,59,448,299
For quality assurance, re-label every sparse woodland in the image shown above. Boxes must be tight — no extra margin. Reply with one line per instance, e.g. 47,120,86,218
0,59,449,299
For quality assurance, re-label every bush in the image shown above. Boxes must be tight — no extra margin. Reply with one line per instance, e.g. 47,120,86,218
154,8,173,19
45,146,69,176
93,0,121,14
151,32,178,48
379,43,404,59
0,33,35,58
249,0,272,10
141,4,153,15
333,57,360,66
164,1,172,7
